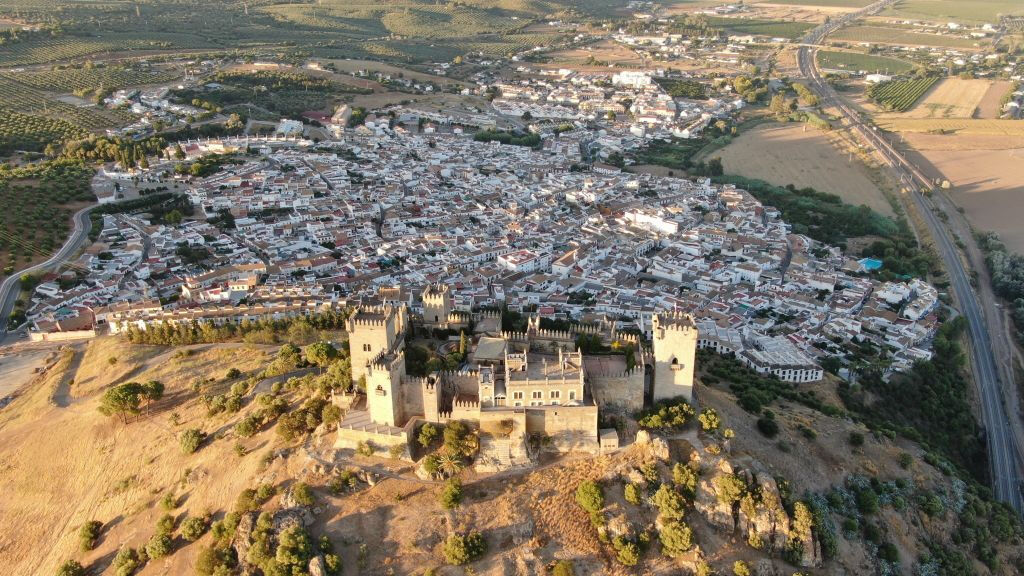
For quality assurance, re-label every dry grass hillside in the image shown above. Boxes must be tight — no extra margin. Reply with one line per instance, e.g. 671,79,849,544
0,336,1021,576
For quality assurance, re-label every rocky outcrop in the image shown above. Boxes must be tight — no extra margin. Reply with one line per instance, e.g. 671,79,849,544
308,555,327,576
737,473,790,552
694,458,735,531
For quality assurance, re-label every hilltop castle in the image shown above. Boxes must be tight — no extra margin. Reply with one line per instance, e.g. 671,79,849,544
334,286,699,466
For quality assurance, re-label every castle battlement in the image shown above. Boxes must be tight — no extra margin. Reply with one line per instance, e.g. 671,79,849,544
655,310,697,332
368,348,404,372
453,398,480,409
439,369,480,378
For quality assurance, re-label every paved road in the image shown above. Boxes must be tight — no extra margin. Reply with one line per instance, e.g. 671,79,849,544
796,2,1023,513
0,204,96,336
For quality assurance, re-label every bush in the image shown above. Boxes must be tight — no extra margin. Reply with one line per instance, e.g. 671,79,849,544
160,492,177,511
78,519,103,551
698,408,721,431
637,397,694,431
180,428,205,454
443,531,486,565
659,520,693,557
156,513,175,534
672,462,698,498
552,560,576,576
733,560,751,576
898,452,913,469
624,483,642,505
182,515,210,541
575,480,604,513
356,440,374,456
145,531,173,559
856,488,879,515
196,545,237,576
652,483,685,521
292,482,315,506
441,478,463,510
613,537,639,566
56,560,86,576
418,422,439,447
757,416,779,437
112,547,141,576
849,431,865,447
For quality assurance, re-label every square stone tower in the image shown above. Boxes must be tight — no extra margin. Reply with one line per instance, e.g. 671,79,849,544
346,305,407,384
421,284,453,327
652,311,698,403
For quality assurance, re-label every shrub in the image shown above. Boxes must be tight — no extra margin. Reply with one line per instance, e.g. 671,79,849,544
849,432,865,447
78,519,103,551
672,462,698,498
733,560,751,576
713,474,747,506
196,545,237,575
613,537,639,566
624,483,642,505
756,416,779,437
879,542,899,563
698,408,721,432
56,560,86,576
856,488,879,515
659,520,693,557
637,397,694,431
388,444,405,459
156,513,175,534
180,428,205,454
356,440,374,456
441,478,463,510
325,553,342,575
443,531,486,565
898,452,913,469
182,515,210,541
652,483,685,521
145,531,173,559
160,492,177,511
418,422,439,447
292,482,315,506
575,480,604,513
552,560,575,576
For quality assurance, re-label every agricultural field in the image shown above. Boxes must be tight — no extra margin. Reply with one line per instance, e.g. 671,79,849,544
902,131,1024,252
880,77,1012,118
0,109,87,156
755,0,872,7
0,76,129,130
867,76,939,112
816,50,915,74
831,25,986,49
705,16,816,39
710,122,895,216
875,117,1024,136
172,70,369,119
881,0,1024,25
4,65,181,94
0,161,94,279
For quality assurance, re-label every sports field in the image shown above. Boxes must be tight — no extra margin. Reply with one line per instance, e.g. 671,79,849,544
816,50,915,74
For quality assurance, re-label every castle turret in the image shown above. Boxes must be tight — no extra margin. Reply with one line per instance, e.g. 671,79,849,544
366,349,406,427
652,311,698,403
346,304,408,384
421,284,453,328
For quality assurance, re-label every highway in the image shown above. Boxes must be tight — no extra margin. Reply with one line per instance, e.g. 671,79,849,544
796,2,1024,513
0,204,96,337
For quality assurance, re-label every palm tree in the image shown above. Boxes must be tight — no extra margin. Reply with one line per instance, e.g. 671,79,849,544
437,452,464,478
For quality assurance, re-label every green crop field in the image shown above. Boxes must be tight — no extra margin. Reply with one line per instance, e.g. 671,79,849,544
831,25,985,49
882,0,1024,24
0,0,591,66
867,77,939,111
0,110,87,156
0,160,94,278
5,65,181,94
816,50,916,74
705,16,816,39
0,76,128,130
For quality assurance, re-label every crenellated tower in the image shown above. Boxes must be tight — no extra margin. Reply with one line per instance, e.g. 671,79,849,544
652,310,697,403
346,304,408,384
421,284,454,328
